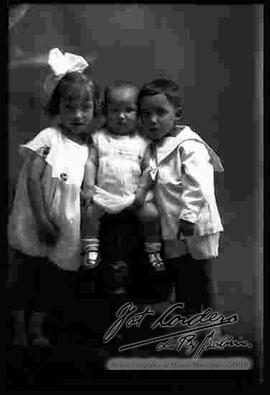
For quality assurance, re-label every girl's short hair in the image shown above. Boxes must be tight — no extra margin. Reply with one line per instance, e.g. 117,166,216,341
138,78,183,119
45,71,102,118
103,81,138,115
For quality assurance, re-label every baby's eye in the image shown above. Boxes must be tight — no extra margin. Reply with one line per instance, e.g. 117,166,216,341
83,104,93,111
126,107,136,113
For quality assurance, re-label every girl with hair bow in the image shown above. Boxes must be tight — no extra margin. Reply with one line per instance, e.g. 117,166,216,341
8,48,101,346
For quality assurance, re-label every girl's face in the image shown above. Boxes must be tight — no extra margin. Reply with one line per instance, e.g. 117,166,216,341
59,90,94,143
106,87,138,135
140,93,178,143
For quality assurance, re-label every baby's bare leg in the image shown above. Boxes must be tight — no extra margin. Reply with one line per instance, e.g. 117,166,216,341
81,204,105,269
136,202,165,272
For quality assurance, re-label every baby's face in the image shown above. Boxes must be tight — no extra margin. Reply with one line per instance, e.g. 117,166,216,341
106,87,138,135
140,93,177,143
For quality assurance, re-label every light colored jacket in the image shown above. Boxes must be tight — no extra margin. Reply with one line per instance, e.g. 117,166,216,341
149,125,224,259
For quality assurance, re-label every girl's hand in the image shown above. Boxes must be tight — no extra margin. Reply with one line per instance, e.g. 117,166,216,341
177,219,195,239
38,218,59,245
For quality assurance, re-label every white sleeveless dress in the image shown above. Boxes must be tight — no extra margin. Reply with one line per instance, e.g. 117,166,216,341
8,127,89,271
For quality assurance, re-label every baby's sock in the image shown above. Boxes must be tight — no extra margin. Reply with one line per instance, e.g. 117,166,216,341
82,238,100,268
144,242,165,272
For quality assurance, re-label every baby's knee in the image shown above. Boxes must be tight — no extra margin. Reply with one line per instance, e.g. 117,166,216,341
136,202,159,223
83,204,103,221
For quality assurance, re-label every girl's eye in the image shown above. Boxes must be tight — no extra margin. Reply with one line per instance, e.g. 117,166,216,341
108,107,117,113
157,110,166,116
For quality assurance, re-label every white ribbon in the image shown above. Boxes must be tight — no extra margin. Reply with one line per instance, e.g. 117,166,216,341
44,48,89,96
48,48,89,76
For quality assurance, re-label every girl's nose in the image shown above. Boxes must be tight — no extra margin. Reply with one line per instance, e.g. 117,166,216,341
74,110,83,119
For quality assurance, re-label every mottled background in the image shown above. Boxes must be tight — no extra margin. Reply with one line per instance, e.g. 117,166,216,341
8,4,262,346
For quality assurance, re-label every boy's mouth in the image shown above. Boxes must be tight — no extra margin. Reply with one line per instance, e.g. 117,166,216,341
71,122,85,127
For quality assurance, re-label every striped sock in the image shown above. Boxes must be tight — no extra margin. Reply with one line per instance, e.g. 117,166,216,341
144,242,161,254
82,238,100,253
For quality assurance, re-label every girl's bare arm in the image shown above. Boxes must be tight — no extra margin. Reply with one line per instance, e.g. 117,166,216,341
28,154,58,240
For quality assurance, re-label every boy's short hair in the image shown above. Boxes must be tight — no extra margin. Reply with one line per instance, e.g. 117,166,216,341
103,81,138,115
138,78,183,118
45,71,102,118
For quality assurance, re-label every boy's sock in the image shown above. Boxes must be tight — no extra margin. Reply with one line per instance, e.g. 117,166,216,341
82,238,100,268
29,311,50,347
144,242,165,272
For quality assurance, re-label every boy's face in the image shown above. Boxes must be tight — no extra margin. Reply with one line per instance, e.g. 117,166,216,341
59,91,94,141
106,86,138,135
140,93,178,142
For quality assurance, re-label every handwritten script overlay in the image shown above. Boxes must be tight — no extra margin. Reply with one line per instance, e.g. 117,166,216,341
103,302,253,358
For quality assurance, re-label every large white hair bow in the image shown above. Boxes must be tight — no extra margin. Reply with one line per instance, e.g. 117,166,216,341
44,48,89,96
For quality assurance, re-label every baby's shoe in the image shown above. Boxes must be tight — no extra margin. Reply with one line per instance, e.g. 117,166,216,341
82,249,101,269
148,252,166,272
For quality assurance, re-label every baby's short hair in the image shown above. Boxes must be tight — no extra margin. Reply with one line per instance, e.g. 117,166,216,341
45,71,102,118
103,81,138,114
138,77,183,118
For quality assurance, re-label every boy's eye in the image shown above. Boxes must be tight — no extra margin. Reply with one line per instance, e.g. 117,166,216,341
157,110,166,116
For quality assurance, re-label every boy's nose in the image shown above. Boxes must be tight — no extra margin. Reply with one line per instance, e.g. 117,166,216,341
150,115,158,124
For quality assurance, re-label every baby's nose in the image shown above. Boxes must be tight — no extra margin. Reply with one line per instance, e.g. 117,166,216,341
118,112,126,120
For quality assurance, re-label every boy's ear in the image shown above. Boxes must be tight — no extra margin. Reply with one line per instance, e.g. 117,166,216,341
175,106,184,120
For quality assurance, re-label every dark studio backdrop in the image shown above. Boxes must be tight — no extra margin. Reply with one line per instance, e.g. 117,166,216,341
8,4,262,353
